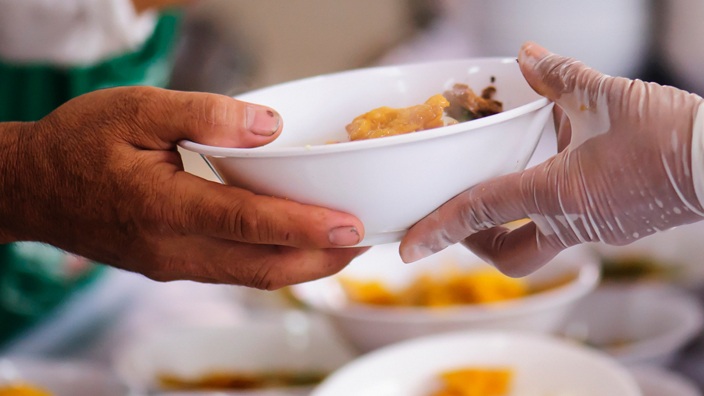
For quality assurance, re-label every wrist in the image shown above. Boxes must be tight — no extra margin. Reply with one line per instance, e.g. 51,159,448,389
0,122,33,244
690,101,704,211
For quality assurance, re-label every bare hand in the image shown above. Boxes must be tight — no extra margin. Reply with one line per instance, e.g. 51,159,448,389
0,87,366,289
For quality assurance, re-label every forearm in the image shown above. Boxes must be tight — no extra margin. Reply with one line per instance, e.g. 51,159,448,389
0,122,30,244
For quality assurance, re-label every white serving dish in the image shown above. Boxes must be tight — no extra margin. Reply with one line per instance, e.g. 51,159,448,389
180,58,553,246
591,223,704,287
561,284,704,366
630,366,702,396
291,244,600,352
311,331,641,396
0,358,128,396
448,0,651,78
113,313,357,395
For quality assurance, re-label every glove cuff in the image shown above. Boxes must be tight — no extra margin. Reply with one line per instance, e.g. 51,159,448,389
691,103,704,209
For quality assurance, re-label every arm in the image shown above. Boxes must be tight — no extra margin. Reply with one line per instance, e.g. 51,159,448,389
0,87,365,289
401,42,704,277
0,122,25,244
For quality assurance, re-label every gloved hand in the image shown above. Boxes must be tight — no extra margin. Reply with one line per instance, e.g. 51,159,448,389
400,42,704,277
0,87,365,289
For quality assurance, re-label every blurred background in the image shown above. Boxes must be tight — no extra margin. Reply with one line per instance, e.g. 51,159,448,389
3,0,704,395
171,0,704,180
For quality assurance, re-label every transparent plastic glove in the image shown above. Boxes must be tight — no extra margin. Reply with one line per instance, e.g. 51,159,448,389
400,42,704,277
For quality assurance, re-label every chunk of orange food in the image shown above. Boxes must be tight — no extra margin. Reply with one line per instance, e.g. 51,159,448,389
0,384,54,396
345,94,451,141
340,269,528,307
431,368,513,396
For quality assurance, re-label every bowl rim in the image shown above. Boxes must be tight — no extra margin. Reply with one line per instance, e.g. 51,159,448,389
570,284,704,364
178,57,551,158
0,357,129,394
629,366,702,396
290,258,601,323
310,331,642,396
112,318,359,394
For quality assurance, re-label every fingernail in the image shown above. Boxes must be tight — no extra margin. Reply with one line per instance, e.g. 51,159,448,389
400,244,434,264
246,105,281,136
519,42,549,68
329,226,361,246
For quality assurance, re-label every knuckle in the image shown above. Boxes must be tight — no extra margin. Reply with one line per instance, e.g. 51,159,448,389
230,198,281,244
190,94,241,136
249,263,276,290
458,202,490,233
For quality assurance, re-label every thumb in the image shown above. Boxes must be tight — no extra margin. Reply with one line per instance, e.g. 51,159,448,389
518,42,608,108
518,42,613,149
125,87,283,149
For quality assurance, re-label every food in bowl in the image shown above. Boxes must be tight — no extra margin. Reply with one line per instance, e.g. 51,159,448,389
600,255,677,282
430,367,513,396
339,267,573,308
346,94,450,141
444,84,503,122
0,384,53,396
157,371,327,391
346,84,503,141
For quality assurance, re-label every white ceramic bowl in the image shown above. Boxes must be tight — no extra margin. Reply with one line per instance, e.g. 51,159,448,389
561,284,704,367
590,223,704,287
113,313,357,395
291,244,600,352
311,331,641,396
449,0,651,78
630,366,702,396
180,58,553,246
0,358,128,396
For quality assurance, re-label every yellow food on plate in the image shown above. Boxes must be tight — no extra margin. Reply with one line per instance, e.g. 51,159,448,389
158,371,327,391
345,94,450,141
0,384,54,396
340,268,528,307
431,368,513,396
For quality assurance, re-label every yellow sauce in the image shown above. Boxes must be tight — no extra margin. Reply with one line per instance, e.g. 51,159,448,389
431,368,513,396
340,268,528,307
0,384,54,396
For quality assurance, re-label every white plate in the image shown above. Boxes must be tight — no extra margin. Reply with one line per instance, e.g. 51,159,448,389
0,358,128,396
561,284,704,366
292,244,599,352
631,366,702,396
311,331,641,396
113,313,356,395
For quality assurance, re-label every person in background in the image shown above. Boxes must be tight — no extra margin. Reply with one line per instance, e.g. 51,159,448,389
0,0,187,347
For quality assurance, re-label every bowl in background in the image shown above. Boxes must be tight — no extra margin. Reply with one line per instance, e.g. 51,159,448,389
630,366,702,396
291,244,600,352
113,312,356,395
311,331,641,396
0,358,128,396
560,284,704,367
180,58,553,245
591,223,704,287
